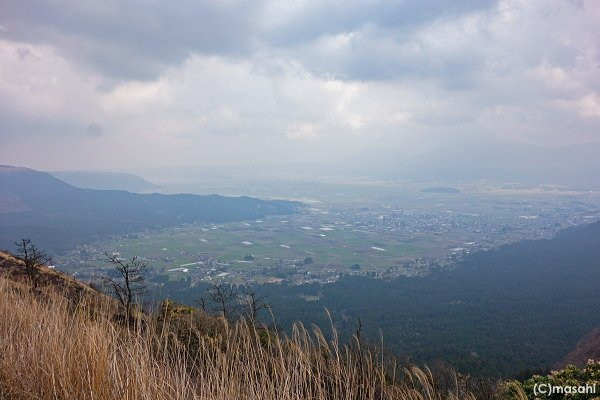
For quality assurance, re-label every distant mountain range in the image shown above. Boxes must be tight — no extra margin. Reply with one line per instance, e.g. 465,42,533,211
50,170,160,193
344,142,600,188
0,166,300,254
124,142,600,192
420,187,461,193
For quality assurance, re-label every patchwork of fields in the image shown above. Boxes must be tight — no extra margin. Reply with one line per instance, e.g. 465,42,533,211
101,212,424,274
56,188,600,284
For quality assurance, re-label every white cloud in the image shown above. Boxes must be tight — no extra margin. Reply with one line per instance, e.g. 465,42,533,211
0,0,599,171
578,94,600,118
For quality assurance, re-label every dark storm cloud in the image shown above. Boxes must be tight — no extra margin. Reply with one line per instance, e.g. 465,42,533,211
0,0,493,81
263,0,493,47
0,0,266,80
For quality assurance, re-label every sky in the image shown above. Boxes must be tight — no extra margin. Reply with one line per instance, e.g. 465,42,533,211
0,0,599,172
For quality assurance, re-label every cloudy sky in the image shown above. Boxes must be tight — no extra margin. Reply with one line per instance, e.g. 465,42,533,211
0,0,599,171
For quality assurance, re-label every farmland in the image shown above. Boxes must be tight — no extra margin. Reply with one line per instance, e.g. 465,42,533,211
54,184,600,285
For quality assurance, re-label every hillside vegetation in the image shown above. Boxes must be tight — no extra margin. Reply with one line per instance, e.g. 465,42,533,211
4,250,597,399
241,220,600,376
0,166,299,253
0,251,496,400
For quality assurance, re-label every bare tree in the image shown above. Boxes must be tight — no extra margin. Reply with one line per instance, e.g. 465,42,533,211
195,296,207,312
101,253,148,322
14,238,52,290
207,282,239,319
241,285,269,322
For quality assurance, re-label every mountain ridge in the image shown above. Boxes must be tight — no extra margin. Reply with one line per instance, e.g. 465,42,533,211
0,165,300,253
50,170,160,193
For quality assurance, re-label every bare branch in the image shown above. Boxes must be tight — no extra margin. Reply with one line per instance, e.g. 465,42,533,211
241,285,269,322
207,282,239,320
101,253,148,322
14,238,52,290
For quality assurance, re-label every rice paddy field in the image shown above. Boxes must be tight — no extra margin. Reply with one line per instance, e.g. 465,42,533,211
58,186,600,283
99,212,426,274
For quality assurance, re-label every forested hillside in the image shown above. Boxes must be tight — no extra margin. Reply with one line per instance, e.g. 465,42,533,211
0,166,299,253
165,221,600,376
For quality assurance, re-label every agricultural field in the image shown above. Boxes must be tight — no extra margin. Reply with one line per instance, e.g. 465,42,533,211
96,212,425,276
55,185,600,285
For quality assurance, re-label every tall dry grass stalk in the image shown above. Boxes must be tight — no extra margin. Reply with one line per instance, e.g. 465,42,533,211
0,276,478,400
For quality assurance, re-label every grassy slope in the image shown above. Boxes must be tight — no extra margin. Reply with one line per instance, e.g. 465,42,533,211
0,251,489,400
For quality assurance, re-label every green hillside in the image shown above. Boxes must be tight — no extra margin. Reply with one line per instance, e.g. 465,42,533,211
0,166,300,253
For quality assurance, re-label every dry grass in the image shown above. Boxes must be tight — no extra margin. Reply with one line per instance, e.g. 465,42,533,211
0,273,482,400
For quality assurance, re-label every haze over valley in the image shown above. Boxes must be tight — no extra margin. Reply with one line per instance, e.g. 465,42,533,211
1,1,600,398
